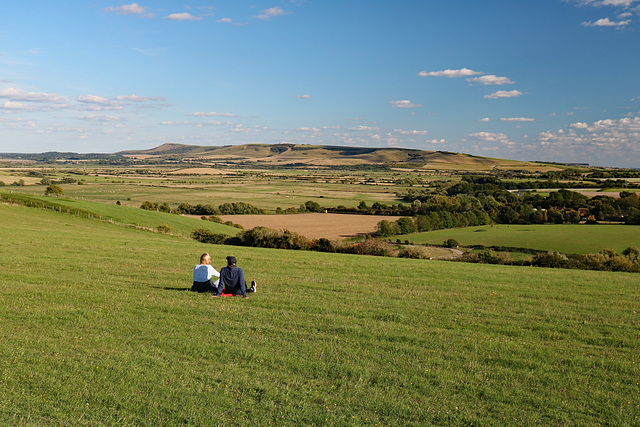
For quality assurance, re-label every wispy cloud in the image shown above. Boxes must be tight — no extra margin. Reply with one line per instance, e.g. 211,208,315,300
295,94,312,99
389,100,424,109
189,112,238,117
255,6,290,20
116,94,165,102
102,3,150,16
165,13,202,21
581,17,630,26
467,75,515,85
217,18,232,23
484,90,523,99
0,87,66,104
500,117,534,122
418,68,481,78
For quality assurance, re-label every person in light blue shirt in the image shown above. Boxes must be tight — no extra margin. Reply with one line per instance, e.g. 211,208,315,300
191,253,220,293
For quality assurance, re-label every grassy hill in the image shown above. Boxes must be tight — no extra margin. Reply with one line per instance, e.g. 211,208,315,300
402,224,640,254
0,189,240,238
1,201,638,425
118,143,561,171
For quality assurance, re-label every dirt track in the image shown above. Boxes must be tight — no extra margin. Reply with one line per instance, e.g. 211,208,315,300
218,213,404,240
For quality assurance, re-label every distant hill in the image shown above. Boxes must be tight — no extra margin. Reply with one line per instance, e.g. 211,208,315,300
117,143,557,171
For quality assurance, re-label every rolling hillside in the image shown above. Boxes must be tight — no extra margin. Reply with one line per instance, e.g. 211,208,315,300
117,143,558,170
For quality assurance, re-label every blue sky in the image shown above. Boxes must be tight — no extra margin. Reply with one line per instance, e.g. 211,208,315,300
1,1,639,167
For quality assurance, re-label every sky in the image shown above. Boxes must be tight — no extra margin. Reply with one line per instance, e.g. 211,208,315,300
1,1,640,168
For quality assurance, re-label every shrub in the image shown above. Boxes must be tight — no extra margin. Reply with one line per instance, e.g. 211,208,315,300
443,239,459,248
398,246,431,259
157,223,171,234
191,229,228,244
532,252,570,269
44,184,64,196
345,238,397,257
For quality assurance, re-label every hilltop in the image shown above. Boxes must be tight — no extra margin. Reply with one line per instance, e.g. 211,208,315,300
117,143,558,171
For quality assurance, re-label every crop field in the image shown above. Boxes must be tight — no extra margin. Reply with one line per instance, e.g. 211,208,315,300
217,213,405,240
9,169,421,212
1,201,639,425
402,224,640,254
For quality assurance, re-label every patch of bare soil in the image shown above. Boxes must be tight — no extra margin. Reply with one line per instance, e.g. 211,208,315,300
167,167,231,175
217,213,404,240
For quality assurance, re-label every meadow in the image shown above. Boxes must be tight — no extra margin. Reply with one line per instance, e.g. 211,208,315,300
401,224,640,254
1,202,639,425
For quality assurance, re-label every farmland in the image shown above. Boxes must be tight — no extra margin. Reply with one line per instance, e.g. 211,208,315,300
1,202,639,425
1,145,640,424
402,224,640,255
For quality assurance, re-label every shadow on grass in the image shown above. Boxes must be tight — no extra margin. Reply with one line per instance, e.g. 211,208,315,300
154,286,192,292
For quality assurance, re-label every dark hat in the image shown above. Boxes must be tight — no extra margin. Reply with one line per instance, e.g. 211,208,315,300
226,256,237,265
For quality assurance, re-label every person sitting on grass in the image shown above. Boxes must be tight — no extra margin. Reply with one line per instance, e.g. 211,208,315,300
191,253,220,293
214,255,256,298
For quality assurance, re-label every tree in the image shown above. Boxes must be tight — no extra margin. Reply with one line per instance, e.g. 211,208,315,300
396,217,417,234
375,220,400,237
44,184,64,196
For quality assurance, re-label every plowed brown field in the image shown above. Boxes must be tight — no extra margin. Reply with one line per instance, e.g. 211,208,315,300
217,213,404,240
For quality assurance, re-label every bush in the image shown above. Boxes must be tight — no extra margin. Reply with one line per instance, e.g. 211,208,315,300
343,238,397,257
532,252,570,269
191,229,228,244
443,239,459,248
157,223,171,234
44,184,64,196
398,246,431,259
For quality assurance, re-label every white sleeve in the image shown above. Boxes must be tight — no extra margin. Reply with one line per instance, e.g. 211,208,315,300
208,265,220,278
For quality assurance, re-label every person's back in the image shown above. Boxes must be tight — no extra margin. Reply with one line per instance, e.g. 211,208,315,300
215,255,255,298
220,264,245,295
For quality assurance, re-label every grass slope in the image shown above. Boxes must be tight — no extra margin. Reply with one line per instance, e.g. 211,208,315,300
403,224,640,254
1,203,639,425
0,189,239,238
118,143,554,170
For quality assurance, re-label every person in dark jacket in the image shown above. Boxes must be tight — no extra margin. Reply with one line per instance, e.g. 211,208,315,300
215,256,256,298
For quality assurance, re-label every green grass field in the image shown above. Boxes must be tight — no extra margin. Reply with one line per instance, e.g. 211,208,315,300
1,202,639,425
402,224,640,254
0,189,239,238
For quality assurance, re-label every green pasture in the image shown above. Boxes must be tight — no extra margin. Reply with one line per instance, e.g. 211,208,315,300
403,224,640,254
11,174,405,212
1,202,639,425
0,189,239,238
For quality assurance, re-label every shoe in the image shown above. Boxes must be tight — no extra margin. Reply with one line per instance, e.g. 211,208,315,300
250,280,257,293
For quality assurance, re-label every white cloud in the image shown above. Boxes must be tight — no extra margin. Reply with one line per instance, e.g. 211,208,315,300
484,90,523,99
478,117,491,122
418,68,481,78
0,87,66,104
102,3,147,15
389,100,424,109
161,120,234,126
570,0,638,7
581,17,630,26
217,18,232,23
468,131,515,146
348,125,381,132
570,122,589,128
500,117,535,122
77,114,122,122
295,94,312,99
115,94,165,102
466,75,515,85
395,129,428,135
77,94,124,111
531,115,640,165
255,6,290,20
165,13,202,21
189,111,238,117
